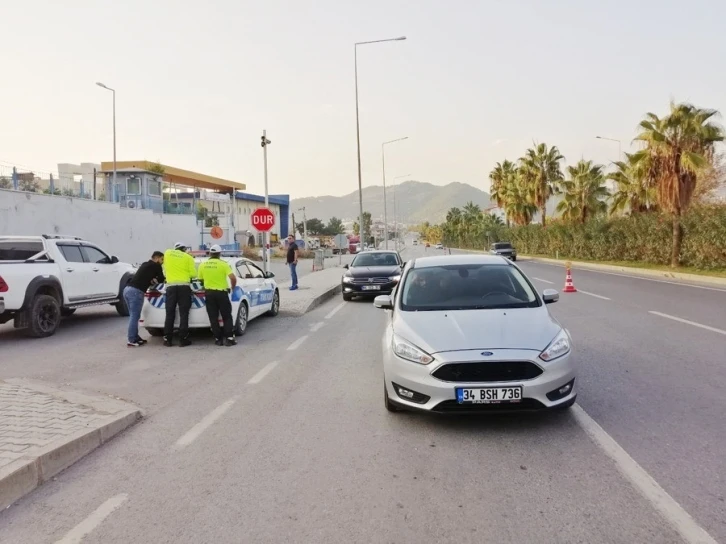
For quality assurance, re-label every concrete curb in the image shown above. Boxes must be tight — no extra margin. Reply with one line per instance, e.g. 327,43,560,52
521,256,726,287
0,380,142,510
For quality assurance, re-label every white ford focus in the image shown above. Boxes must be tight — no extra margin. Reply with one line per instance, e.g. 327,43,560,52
374,255,576,414
139,257,280,337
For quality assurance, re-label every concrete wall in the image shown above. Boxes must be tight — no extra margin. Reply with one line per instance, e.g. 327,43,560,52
0,189,200,264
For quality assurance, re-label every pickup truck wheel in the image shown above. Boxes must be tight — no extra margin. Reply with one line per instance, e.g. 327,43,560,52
26,295,61,338
145,328,164,337
61,308,76,317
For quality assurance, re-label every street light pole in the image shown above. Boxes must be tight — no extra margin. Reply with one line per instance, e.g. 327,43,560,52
96,82,116,201
595,135,622,159
381,137,408,249
261,130,272,275
354,36,406,251
392,174,410,251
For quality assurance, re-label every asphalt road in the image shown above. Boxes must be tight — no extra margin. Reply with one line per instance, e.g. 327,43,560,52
0,243,724,543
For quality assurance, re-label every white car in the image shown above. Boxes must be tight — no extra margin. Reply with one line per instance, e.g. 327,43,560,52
139,257,279,337
435,243,443,249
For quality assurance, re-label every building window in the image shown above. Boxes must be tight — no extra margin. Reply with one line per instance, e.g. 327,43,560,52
148,179,162,197
127,177,141,195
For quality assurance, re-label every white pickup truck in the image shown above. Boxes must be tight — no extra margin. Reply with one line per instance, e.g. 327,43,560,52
0,235,136,337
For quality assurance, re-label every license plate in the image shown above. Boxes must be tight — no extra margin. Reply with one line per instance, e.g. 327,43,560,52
362,285,381,290
456,387,523,404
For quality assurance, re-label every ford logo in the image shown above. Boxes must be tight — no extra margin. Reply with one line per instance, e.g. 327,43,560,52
481,351,493,356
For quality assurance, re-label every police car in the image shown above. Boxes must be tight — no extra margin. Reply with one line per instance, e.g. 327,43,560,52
139,257,279,337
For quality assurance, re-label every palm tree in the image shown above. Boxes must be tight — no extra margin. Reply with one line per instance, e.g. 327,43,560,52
608,153,657,216
504,171,538,226
634,102,725,266
489,160,516,226
557,160,609,223
521,143,564,227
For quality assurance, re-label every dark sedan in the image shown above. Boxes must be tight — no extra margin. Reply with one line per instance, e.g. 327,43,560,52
490,242,517,261
341,250,404,301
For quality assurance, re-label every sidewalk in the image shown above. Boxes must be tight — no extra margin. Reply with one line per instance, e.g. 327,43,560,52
0,379,142,509
278,266,345,316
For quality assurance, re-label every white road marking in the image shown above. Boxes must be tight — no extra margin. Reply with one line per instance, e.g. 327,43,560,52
572,405,717,544
531,261,726,292
648,311,726,336
287,335,309,351
577,290,611,300
55,494,129,544
247,362,278,384
533,277,554,284
310,321,325,332
325,302,345,319
173,397,239,450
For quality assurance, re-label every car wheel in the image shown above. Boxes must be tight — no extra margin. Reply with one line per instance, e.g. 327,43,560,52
266,290,280,317
60,308,76,317
25,294,61,338
234,302,249,336
384,384,399,413
511,256,517,261
343,293,353,301
146,328,164,337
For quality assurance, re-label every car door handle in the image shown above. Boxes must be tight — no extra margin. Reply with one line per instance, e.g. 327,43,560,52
66,267,74,272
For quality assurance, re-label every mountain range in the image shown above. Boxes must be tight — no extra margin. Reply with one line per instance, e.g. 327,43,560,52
290,181,491,224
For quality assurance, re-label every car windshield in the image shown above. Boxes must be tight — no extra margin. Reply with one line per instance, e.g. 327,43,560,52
351,253,400,267
493,243,512,250
399,263,539,311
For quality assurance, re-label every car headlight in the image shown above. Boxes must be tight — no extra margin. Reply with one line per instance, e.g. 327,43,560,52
389,274,401,282
392,334,434,365
342,275,354,283
539,329,571,362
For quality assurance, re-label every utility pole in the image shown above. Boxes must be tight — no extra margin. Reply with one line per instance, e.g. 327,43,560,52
261,130,272,274
298,206,308,249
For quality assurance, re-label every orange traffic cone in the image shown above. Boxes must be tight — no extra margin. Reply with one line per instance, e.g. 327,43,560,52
563,267,577,293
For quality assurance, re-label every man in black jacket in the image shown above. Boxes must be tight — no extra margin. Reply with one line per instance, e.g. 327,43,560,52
123,251,165,347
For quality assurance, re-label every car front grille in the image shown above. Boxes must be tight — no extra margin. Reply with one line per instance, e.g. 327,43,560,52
433,398,545,413
349,277,391,284
432,361,543,382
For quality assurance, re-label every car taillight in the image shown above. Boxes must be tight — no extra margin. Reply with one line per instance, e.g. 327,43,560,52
0,276,8,293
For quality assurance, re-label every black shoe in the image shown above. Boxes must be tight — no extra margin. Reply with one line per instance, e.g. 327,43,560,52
163,337,173,347
180,338,192,347
224,337,237,347
135,338,148,345
215,339,224,346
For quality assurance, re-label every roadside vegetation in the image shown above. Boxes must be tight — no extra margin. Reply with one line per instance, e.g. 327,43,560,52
417,101,726,270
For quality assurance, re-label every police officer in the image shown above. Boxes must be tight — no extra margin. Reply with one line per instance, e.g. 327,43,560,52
197,244,237,346
163,242,197,347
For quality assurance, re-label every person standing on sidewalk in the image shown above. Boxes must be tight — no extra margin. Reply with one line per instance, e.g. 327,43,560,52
197,245,237,346
286,234,299,291
163,242,197,347
123,251,164,347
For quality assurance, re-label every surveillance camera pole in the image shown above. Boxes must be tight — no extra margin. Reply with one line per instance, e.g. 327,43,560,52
261,130,271,275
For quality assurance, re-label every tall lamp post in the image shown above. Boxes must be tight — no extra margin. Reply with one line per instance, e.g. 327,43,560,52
392,174,410,251
354,36,406,249
381,137,408,249
96,82,116,201
596,136,622,194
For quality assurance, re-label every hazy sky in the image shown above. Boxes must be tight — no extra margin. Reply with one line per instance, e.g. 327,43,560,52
3,0,725,198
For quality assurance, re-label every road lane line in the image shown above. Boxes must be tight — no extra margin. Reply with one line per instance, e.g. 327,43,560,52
287,335,309,351
648,311,726,336
173,397,239,450
577,290,611,300
325,302,345,319
55,494,129,544
247,362,278,384
531,261,726,292
533,277,554,284
310,321,325,332
572,405,717,544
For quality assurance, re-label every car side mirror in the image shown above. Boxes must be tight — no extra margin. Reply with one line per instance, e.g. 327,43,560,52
264,271,275,278
542,289,559,304
343,264,349,269
110,256,119,264
374,295,393,309
401,262,406,268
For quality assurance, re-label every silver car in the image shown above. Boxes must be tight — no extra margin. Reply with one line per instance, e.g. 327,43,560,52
374,254,576,413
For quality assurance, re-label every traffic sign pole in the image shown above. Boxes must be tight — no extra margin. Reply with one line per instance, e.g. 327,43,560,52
261,130,272,275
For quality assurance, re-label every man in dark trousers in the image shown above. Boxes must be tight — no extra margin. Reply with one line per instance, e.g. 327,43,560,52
163,242,197,347
197,245,237,346
286,234,299,291
123,251,164,347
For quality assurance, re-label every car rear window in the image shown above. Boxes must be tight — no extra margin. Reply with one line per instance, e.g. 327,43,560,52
0,241,45,261
400,264,539,311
